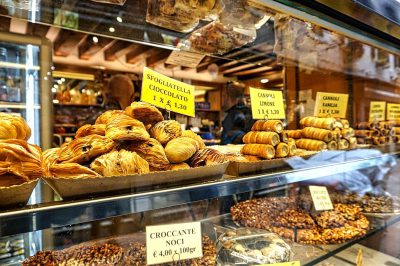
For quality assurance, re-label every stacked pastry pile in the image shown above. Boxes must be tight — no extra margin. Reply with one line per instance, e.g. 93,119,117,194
355,121,399,145
0,113,42,187
240,120,297,160
43,102,226,179
23,235,216,266
231,197,369,244
292,116,357,151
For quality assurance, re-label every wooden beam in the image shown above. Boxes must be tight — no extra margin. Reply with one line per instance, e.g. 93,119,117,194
222,58,275,75
232,64,278,77
78,36,113,60
104,40,130,61
54,29,87,57
0,16,10,32
126,45,150,64
27,23,50,37
146,50,171,67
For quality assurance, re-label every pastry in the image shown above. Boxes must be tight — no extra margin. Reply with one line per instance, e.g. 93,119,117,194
75,124,106,138
280,132,288,143
301,127,333,142
299,117,336,130
0,139,41,164
327,140,338,150
340,119,350,129
338,139,349,150
169,162,191,171
0,113,31,140
150,120,182,145
356,122,377,130
125,101,164,126
242,131,280,146
90,150,150,177
95,110,125,125
56,135,114,164
42,148,60,177
295,139,327,151
341,128,354,139
275,142,289,158
284,130,302,139
106,114,150,141
287,138,297,156
251,120,283,133
164,137,199,163
225,154,260,162
49,163,100,179
354,130,372,138
188,148,226,167
241,144,275,159
182,130,206,149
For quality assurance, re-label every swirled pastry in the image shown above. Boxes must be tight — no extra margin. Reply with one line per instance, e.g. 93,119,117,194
165,137,199,163
90,150,150,177
95,110,125,125
105,114,150,141
0,113,31,140
188,148,226,167
125,102,164,126
0,139,41,164
284,130,302,139
50,163,100,179
150,120,182,145
57,135,114,164
75,124,106,138
181,130,206,149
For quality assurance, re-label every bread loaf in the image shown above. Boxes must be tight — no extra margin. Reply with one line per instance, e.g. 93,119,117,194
241,144,275,159
243,131,280,146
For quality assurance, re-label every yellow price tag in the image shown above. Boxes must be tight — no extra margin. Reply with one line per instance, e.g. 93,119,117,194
141,67,195,117
250,87,285,119
387,103,400,120
369,101,386,122
314,92,348,118
260,261,301,266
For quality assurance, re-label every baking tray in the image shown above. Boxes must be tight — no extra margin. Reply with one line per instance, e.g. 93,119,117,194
44,163,229,199
0,179,38,207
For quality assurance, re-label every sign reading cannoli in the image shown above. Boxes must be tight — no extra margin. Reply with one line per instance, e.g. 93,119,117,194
314,92,349,118
369,101,386,122
141,67,195,117
309,185,333,211
387,103,400,120
250,87,285,119
146,222,202,265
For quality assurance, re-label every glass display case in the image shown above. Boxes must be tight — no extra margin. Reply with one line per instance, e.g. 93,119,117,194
0,0,400,265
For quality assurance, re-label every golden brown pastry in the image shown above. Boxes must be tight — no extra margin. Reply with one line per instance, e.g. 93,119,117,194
169,163,191,171
181,130,206,149
380,129,390,136
356,122,377,130
354,130,372,138
95,110,126,125
295,139,327,151
341,128,354,140
340,119,349,129
242,131,280,146
0,113,31,140
150,120,182,145
338,139,349,150
301,127,333,142
125,101,164,126
164,137,199,163
241,144,275,159
0,139,41,165
300,117,336,130
327,140,337,150
188,148,226,167
393,127,400,135
280,132,288,143
225,154,261,162
287,138,297,157
251,120,283,133
90,150,150,177
57,135,114,164
348,137,357,149
42,148,60,177
0,161,41,185
105,114,150,141
284,130,302,139
75,124,106,138
378,121,391,129
49,163,100,179
392,135,400,143
333,120,343,129
118,138,169,171
275,142,289,158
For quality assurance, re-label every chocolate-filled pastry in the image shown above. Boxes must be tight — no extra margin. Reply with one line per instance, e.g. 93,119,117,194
75,124,106,138
251,120,283,133
90,150,150,177
243,131,280,146
275,143,289,158
119,138,169,171
0,113,31,140
125,101,164,126
95,110,125,125
49,163,100,179
57,135,114,164
169,162,191,171
182,130,206,149
241,144,275,159
188,148,226,167
106,114,150,141
150,120,182,145
164,137,199,163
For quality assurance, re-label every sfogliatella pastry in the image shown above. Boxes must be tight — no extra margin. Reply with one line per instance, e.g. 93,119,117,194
90,150,150,177
251,120,283,133
105,114,150,141
95,110,126,125
182,130,206,149
169,162,191,171
164,137,199,163
75,124,106,138
49,163,100,179
295,139,327,151
150,120,182,145
300,116,336,130
241,144,275,159
57,135,114,164
188,148,226,167
0,113,31,140
42,148,60,177
125,101,164,127
243,131,280,146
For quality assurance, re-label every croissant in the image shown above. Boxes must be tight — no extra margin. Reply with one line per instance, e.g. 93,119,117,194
125,101,164,126
95,110,125,125
285,130,302,139
275,142,289,158
348,137,357,149
242,131,280,146
57,135,114,164
188,148,226,167
327,140,337,150
0,160,41,185
165,137,199,163
169,163,191,171
181,130,206,149
341,128,354,140
251,120,283,133
287,138,297,156
241,144,275,159
338,139,349,150
299,117,336,130
150,120,182,145
106,114,150,141
295,139,327,151
90,150,150,177
118,138,169,171
75,124,106,138
50,163,100,179
301,127,333,142
0,113,31,140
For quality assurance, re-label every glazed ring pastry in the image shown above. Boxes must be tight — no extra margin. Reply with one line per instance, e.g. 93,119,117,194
150,120,182,145
164,137,199,163
49,163,100,179
125,101,164,127
188,148,226,167
95,110,126,125
75,124,106,138
105,114,150,141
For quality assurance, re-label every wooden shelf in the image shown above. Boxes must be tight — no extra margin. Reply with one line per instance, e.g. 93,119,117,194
54,103,103,108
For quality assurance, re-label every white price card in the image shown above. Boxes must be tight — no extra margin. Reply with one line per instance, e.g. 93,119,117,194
309,186,333,211
146,222,202,265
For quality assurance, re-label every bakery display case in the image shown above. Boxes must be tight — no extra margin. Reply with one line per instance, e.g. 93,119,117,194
0,0,400,265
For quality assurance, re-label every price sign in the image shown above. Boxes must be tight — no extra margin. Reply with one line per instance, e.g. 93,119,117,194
369,101,386,122
260,262,301,266
250,87,285,119
309,186,333,211
166,50,205,68
387,103,400,120
314,92,349,118
141,67,195,117
146,222,202,265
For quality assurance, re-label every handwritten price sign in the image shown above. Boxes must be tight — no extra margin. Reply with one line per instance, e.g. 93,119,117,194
309,186,333,211
314,92,348,118
250,87,285,119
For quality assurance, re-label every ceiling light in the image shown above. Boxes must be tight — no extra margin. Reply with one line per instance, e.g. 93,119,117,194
54,84,59,89
261,78,269,83
116,17,122,23
109,27,115,33
92,36,99,43
51,87,57,93
57,79,62,84
61,78,65,82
